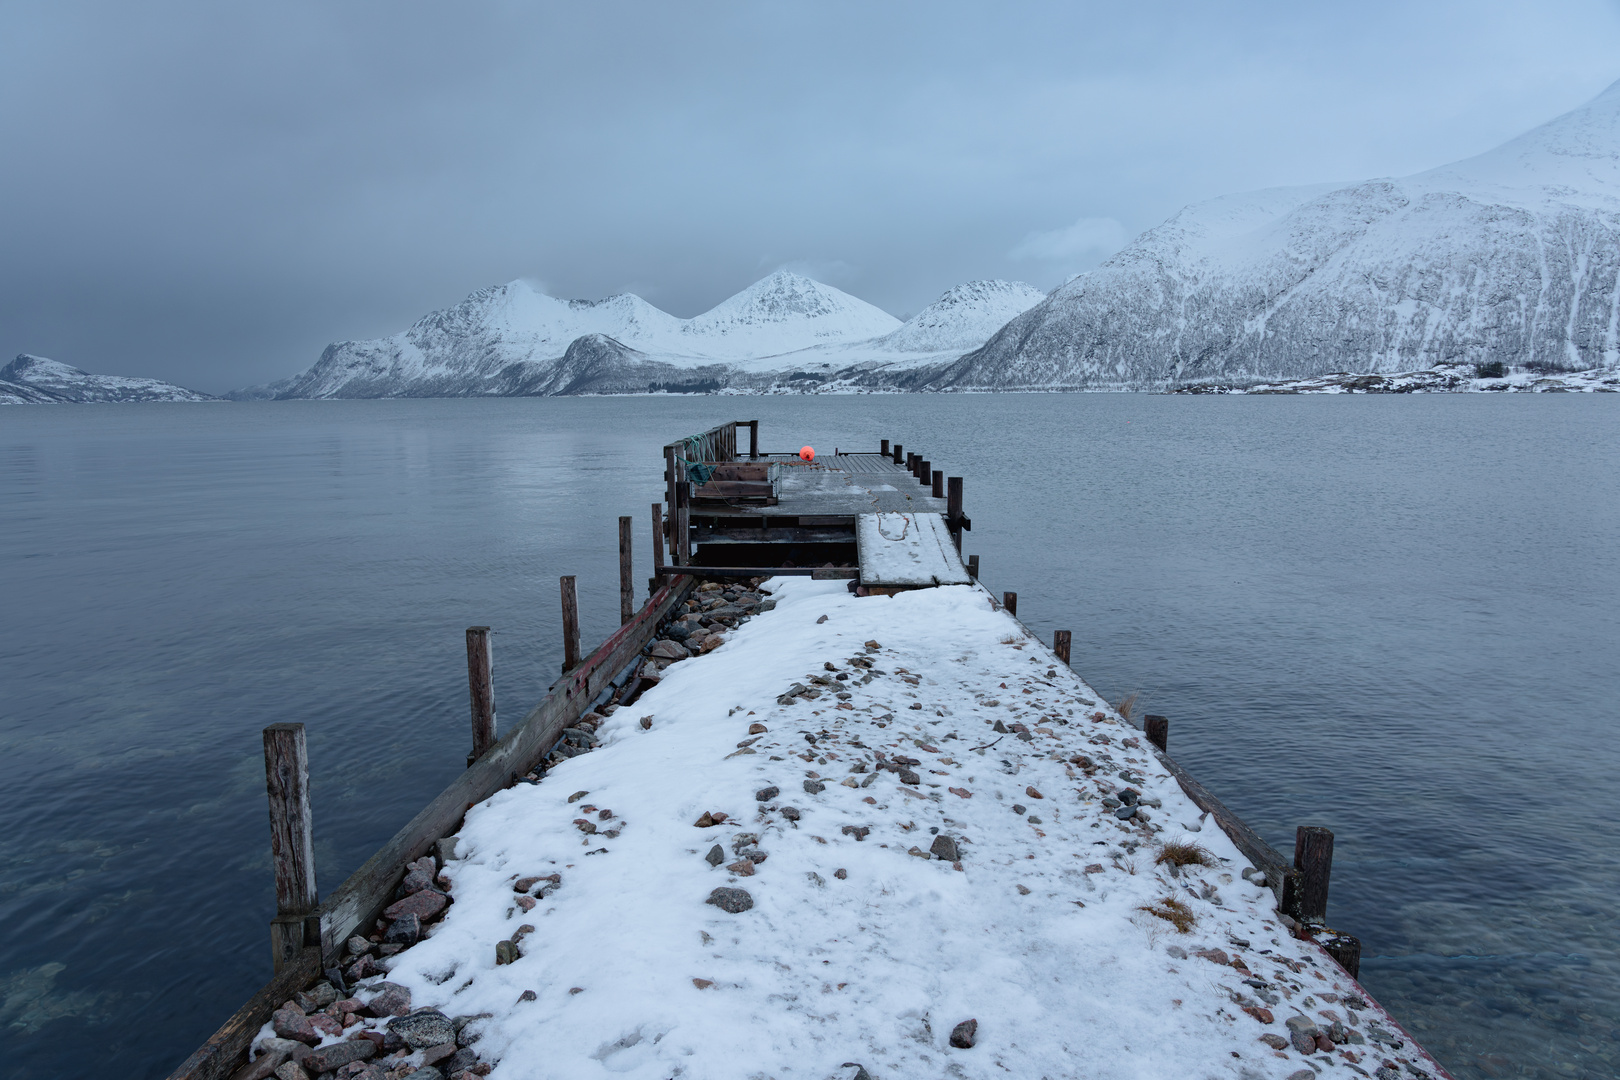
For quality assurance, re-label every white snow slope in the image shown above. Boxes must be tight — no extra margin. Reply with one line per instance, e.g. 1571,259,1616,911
939,78,1620,390
257,580,1447,1080
0,354,214,403
268,274,1044,398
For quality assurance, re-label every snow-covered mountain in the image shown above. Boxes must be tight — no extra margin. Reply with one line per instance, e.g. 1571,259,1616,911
935,79,1620,390
0,354,214,404
262,271,1041,398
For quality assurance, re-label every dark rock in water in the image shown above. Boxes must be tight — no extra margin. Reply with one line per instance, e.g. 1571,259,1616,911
271,1006,321,1046
389,1009,455,1049
302,1039,376,1074
361,982,412,1017
705,844,725,867
755,785,780,802
706,887,754,913
930,835,962,862
950,1018,978,1048
383,913,420,946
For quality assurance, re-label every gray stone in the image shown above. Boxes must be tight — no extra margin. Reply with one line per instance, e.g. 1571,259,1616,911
755,785,780,802
649,639,687,660
384,889,448,922
441,1048,479,1074
705,887,754,913
1290,1030,1317,1054
949,1018,978,1048
1114,805,1136,820
271,1007,321,1046
705,845,725,867
781,807,801,821
361,982,412,1017
272,1063,309,1080
840,1064,872,1080
408,1069,444,1080
898,768,921,786
495,940,519,966
302,1039,376,1074
389,1008,455,1049
1285,1016,1322,1036
803,780,825,794
1011,804,1026,814
383,913,421,946
398,868,435,896
1026,815,1043,825
930,835,962,862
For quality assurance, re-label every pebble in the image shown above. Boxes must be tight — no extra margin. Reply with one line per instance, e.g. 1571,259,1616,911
398,868,435,896
302,1040,376,1074
361,982,412,1018
781,807,801,821
1258,1034,1289,1050
1011,804,1026,814
272,1062,309,1080
389,1009,455,1049
755,785,780,802
930,835,962,861
949,1018,979,1049
803,780,825,794
271,1007,320,1046
383,889,448,922
705,844,725,866
649,640,687,660
705,887,754,913
382,913,420,946
727,860,756,876
834,868,847,879
495,941,519,966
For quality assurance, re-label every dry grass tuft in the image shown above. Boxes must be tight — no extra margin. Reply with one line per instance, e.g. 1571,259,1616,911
1113,692,1140,722
999,635,1020,645
1139,896,1197,933
1155,841,1216,868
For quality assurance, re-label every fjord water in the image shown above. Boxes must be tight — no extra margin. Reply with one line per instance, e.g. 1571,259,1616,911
1,396,1615,1080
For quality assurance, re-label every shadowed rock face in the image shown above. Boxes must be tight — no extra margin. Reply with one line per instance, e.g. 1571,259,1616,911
933,81,1620,390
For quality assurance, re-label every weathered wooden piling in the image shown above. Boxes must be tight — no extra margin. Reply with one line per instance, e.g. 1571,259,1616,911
651,503,665,571
931,470,944,499
947,477,964,548
748,420,759,459
560,575,581,671
967,554,979,579
881,439,890,456
673,482,691,566
466,627,494,766
892,443,903,465
1323,935,1362,979
1053,629,1071,665
1003,591,1017,615
918,459,932,485
1143,713,1168,752
262,723,317,973
1292,826,1335,924
619,516,634,624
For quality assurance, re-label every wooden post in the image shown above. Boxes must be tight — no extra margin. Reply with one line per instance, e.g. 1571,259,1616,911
263,723,317,973
967,554,979,579
1003,591,1017,616
560,575,581,671
466,627,494,767
918,459,931,485
651,503,665,571
1143,713,1168,752
749,420,759,459
1292,826,1334,924
892,443,903,465
931,469,943,498
1323,934,1361,978
674,482,691,566
1053,630,1071,665
947,476,963,549
880,439,889,456
663,445,677,524
618,516,634,624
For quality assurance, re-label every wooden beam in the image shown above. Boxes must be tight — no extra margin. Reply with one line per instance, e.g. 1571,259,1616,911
654,565,857,579
262,724,316,973
674,481,691,566
163,946,322,1080
560,576,580,671
1153,747,1290,894
466,627,494,767
619,517,634,625
1053,630,1071,665
694,480,774,499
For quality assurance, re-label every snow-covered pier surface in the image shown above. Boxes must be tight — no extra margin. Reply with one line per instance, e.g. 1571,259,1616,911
262,579,1450,1080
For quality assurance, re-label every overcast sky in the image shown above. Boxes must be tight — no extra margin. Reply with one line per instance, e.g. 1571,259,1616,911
3,1,1619,393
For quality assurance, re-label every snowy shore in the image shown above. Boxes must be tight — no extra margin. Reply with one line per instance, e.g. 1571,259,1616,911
248,578,1449,1080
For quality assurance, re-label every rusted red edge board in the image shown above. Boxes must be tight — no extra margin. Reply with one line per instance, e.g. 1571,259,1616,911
166,577,697,1080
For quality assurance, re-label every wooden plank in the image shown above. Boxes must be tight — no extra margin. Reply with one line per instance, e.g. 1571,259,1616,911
315,577,696,957
262,724,316,972
710,463,771,481
692,527,852,544
654,565,855,579
466,627,494,767
164,946,322,1080
857,512,973,587
694,480,774,499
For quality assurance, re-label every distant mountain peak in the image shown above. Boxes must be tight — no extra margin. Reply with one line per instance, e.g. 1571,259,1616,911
2,353,213,403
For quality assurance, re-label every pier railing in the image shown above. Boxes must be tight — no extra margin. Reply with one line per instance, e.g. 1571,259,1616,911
662,420,758,566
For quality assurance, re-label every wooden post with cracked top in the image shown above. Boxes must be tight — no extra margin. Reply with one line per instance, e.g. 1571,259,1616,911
1053,629,1071,666
560,575,581,671
1143,713,1168,752
619,516,634,624
263,723,317,973
466,626,494,766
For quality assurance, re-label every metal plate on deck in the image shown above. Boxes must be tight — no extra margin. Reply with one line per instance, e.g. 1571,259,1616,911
856,512,972,587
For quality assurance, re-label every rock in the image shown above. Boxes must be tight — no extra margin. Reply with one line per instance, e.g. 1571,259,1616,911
382,913,420,946
748,723,768,734
1314,1033,1334,1052
649,640,687,659
781,807,801,821
639,716,653,729
1027,815,1043,825
408,1069,444,1080
398,868,435,897
817,615,829,623
949,1018,978,1048
705,887,754,913
272,1062,309,1080
271,1007,321,1046
517,990,537,1003
309,1013,343,1037
841,1063,873,1080
361,982,412,1018
302,1039,376,1074
834,868,848,879
1114,805,1136,820
930,835,962,861
1024,785,1043,799
992,720,1008,733
755,785,780,802
1290,1031,1317,1054
384,890,448,922
840,825,871,841
897,768,921,786
840,776,859,787
389,1009,455,1049
1258,1034,1289,1050
705,844,725,867
440,1047,480,1075
1284,1016,1321,1036
345,935,374,957
495,940,520,966
803,780,825,794
1243,1006,1275,1024
726,860,756,876
513,876,542,893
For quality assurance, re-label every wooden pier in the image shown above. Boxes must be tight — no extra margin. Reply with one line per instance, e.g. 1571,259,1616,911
168,420,1447,1080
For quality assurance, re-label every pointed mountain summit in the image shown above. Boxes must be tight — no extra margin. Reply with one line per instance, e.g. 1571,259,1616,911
679,270,901,357
938,80,1620,390
879,280,1046,353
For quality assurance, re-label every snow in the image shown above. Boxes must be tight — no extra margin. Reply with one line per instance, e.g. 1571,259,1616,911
0,354,213,403
264,580,1447,1079
856,513,973,587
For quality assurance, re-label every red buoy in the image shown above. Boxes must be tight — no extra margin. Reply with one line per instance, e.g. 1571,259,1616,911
799,446,815,461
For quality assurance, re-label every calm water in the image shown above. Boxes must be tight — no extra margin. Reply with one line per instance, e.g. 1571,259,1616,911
1,396,1615,1079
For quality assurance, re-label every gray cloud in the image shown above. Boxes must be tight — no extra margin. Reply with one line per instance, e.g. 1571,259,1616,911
2,0,1618,393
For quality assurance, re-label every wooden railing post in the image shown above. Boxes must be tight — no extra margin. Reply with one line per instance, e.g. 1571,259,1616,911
618,516,634,624
931,469,944,498
651,503,666,573
1053,630,1071,665
967,554,979,579
918,459,931,486
947,477,964,549
560,575,581,671
466,627,494,766
663,445,677,525
263,723,317,973
1002,591,1017,616
880,439,889,456
892,443,903,465
749,420,759,459
1292,826,1334,924
1143,713,1168,751
673,482,691,566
